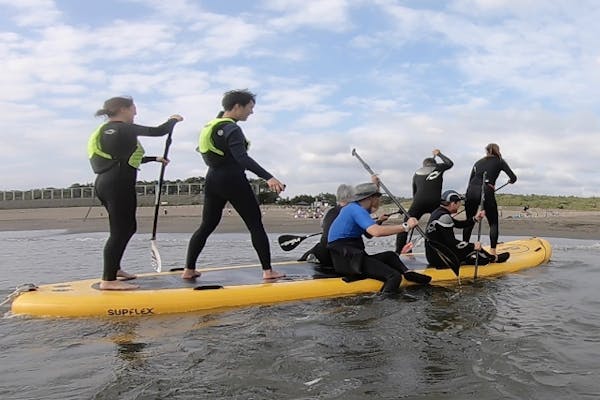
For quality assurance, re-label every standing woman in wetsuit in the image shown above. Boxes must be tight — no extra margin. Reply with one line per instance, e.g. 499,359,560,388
396,148,453,253
88,96,183,290
462,143,517,260
183,89,286,281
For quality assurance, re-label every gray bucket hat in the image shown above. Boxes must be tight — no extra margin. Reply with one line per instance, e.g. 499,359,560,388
352,182,381,202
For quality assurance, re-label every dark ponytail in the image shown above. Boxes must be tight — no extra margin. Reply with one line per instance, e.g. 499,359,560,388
95,96,134,117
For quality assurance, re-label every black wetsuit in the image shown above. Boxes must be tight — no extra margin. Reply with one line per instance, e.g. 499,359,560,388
185,120,274,271
425,206,491,268
462,156,517,249
396,153,453,252
298,204,341,266
93,119,177,281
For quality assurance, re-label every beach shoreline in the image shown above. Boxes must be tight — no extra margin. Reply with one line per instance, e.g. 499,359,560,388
0,205,600,240
0,205,598,240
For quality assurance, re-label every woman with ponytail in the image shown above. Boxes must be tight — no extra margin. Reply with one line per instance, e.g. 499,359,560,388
88,96,183,290
462,143,517,261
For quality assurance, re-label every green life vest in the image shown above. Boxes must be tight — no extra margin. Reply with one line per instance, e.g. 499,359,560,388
87,124,145,173
197,117,237,155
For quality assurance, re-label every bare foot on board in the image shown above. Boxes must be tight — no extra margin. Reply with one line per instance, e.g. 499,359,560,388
99,280,139,290
182,269,201,280
263,269,285,280
116,269,137,280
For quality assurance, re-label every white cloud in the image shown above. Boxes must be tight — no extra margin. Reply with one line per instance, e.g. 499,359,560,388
0,0,62,27
0,0,599,199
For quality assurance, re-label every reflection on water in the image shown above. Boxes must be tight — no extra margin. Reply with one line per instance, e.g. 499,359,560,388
0,233,599,399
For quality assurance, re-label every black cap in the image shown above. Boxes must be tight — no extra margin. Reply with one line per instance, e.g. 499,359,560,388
441,190,465,203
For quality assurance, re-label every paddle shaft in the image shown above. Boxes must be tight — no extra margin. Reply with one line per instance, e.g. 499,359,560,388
151,130,174,240
351,149,427,237
474,171,487,280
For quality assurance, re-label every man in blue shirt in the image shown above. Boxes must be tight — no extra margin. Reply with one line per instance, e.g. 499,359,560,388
328,182,432,293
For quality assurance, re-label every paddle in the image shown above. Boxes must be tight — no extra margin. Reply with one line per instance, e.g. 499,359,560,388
278,232,322,251
151,128,175,273
473,171,487,280
351,148,461,276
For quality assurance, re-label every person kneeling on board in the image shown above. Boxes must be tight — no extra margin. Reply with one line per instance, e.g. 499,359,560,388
425,190,509,269
327,182,432,294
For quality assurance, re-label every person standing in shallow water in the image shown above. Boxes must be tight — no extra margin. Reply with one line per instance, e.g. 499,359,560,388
88,96,183,290
183,89,286,281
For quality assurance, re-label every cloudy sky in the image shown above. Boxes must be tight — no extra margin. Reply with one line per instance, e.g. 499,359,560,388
1,0,599,198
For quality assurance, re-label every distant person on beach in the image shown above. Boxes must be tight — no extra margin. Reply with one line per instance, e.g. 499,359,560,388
396,149,453,254
462,143,517,261
425,190,508,268
88,96,183,290
327,182,432,294
183,89,286,281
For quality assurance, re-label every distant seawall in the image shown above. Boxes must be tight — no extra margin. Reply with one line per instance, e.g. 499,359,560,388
0,184,205,210
0,195,203,210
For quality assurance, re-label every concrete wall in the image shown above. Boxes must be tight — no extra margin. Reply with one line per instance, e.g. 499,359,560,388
0,194,203,210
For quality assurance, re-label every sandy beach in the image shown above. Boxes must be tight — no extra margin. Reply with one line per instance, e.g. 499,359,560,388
0,205,598,240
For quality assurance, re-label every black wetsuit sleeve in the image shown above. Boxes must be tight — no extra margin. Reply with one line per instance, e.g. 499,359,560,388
436,152,454,171
141,156,158,164
501,160,517,183
227,129,273,180
130,118,178,138
412,176,417,197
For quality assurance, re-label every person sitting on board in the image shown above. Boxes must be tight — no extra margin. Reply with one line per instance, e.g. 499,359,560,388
183,89,286,281
87,96,183,290
462,143,517,262
395,148,454,254
327,182,432,293
297,183,355,267
425,190,509,269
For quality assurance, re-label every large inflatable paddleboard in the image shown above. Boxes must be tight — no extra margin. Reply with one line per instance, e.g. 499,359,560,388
10,237,551,318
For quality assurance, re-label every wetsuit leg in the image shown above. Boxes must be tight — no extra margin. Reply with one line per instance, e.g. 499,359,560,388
95,172,137,281
395,202,437,253
361,253,403,293
462,186,480,242
227,180,272,270
484,193,500,249
185,189,227,270
371,251,409,273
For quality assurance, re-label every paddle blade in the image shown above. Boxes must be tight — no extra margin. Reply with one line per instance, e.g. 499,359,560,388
151,240,162,272
278,234,306,251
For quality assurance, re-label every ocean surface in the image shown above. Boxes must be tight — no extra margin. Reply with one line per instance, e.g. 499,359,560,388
0,230,599,400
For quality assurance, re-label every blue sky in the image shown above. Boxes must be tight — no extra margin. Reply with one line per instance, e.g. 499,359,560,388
1,0,599,198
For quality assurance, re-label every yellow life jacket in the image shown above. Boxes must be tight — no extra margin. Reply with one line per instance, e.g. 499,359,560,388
87,124,145,173
197,117,237,155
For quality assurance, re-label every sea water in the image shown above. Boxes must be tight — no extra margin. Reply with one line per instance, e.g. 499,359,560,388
0,230,599,399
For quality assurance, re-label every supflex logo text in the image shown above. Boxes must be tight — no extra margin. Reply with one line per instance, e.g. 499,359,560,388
107,307,155,316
